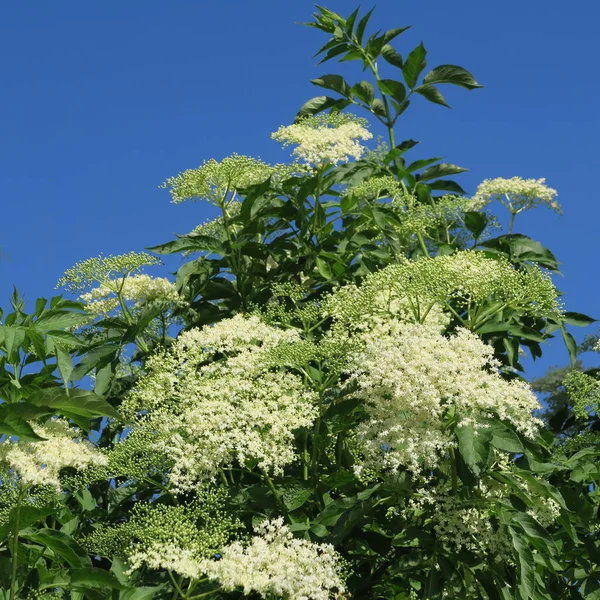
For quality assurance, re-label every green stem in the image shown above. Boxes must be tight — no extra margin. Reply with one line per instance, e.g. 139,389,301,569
442,300,467,326
416,231,429,256
303,430,309,481
9,485,25,600
508,210,516,235
189,591,220,600
335,432,345,468
311,165,325,243
218,469,229,487
310,415,322,477
449,447,458,494
261,470,288,517
168,571,187,599
471,303,509,331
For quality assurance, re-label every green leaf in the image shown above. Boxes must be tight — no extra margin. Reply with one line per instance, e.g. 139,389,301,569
239,176,274,220
22,529,92,568
377,79,406,103
424,563,443,599
422,64,483,89
70,568,124,590
381,44,403,68
490,422,524,453
402,42,427,88
509,527,536,599
54,344,73,387
406,157,443,173
464,211,488,240
1,325,26,358
119,587,164,600
351,81,375,105
382,26,411,45
311,74,351,97
355,7,374,45
344,7,359,35
414,84,450,107
392,528,434,548
396,139,419,153
29,388,120,420
456,423,492,476
316,257,333,280
281,483,313,511
0,414,46,441
34,311,88,332
296,96,347,120
370,98,387,117
0,505,56,540
563,311,596,327
561,324,578,366
318,43,351,64
427,179,466,194
418,163,468,181
479,234,560,271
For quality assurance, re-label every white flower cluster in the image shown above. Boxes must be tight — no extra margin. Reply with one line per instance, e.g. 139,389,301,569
203,518,346,600
127,544,200,580
272,114,372,166
348,320,541,476
0,419,108,489
470,177,560,214
122,315,318,492
80,274,180,314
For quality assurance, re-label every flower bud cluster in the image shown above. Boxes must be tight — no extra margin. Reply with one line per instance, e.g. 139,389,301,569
163,153,296,205
85,490,238,581
327,251,561,326
57,252,161,294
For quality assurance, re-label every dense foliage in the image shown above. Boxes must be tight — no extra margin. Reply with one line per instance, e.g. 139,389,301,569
0,6,598,599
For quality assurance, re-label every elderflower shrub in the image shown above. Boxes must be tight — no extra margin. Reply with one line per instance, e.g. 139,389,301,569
162,153,297,205
0,419,108,490
272,113,373,166
470,177,560,214
121,315,318,491
57,251,161,294
79,273,180,315
347,320,541,476
202,517,346,600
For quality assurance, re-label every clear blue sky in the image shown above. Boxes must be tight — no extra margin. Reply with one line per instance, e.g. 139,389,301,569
1,1,598,378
